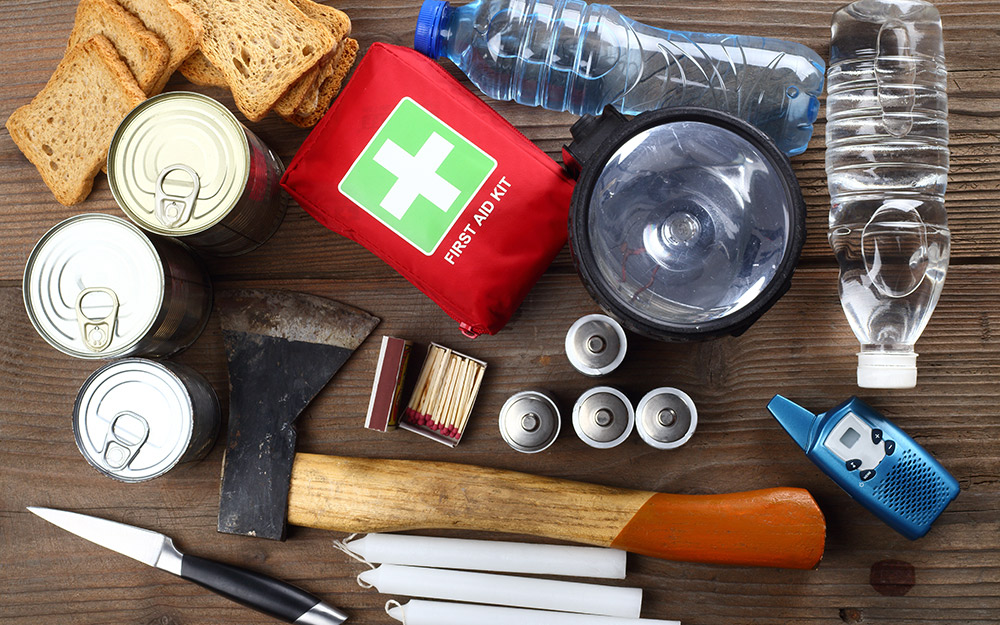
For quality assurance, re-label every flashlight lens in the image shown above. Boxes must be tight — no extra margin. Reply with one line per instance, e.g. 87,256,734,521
586,120,794,328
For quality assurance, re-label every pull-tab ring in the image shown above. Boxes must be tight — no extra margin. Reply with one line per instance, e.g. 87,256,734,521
102,411,150,470
154,164,200,228
75,287,119,352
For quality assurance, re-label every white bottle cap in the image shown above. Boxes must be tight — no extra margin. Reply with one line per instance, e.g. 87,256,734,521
857,351,918,389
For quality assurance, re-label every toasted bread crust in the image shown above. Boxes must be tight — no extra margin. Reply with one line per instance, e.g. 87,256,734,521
68,0,171,94
272,0,351,115
282,37,357,128
118,0,203,94
6,36,146,205
181,0,336,122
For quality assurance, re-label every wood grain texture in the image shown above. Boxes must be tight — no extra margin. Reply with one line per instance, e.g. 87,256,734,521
1,1,999,624
1,1,998,281
288,453,655,544
287,454,824,569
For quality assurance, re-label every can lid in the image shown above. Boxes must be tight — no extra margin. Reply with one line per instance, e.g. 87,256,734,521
499,391,561,453
108,92,250,236
23,214,164,359
73,358,195,482
635,387,698,449
565,314,627,376
572,386,634,448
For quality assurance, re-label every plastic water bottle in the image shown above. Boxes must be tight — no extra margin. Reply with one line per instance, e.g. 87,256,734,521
826,0,949,389
414,0,826,155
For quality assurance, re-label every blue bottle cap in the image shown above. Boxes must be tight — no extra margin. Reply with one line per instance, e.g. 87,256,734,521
414,0,451,58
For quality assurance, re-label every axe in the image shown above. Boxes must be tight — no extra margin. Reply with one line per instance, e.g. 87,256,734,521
218,289,825,569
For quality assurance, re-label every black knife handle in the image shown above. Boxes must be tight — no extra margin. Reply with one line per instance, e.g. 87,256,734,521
180,555,347,624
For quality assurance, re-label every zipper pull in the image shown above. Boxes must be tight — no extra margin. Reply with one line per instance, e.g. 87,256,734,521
459,322,482,339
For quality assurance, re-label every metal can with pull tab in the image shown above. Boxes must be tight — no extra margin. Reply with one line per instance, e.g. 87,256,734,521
108,92,287,256
23,213,212,359
73,358,220,482
565,314,627,376
499,390,561,454
572,386,635,449
635,387,698,450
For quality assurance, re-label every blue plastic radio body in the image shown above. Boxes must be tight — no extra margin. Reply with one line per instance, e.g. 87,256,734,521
767,395,959,540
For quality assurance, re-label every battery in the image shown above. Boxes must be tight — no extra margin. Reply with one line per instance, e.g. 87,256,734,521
108,92,287,256
635,387,698,450
499,390,561,454
23,214,212,359
73,358,220,482
565,314,627,376
572,386,634,449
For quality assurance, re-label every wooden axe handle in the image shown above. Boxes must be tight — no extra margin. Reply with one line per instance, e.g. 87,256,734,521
287,453,825,569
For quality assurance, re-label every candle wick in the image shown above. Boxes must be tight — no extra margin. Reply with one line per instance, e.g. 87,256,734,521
357,570,375,589
331,533,377,571
384,600,403,622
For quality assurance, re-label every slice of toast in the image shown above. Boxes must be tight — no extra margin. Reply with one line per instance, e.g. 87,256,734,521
292,37,350,116
272,0,350,116
178,49,227,87
282,37,357,128
68,0,170,94
180,0,351,115
180,0,335,122
291,49,338,115
6,36,146,206
117,0,202,94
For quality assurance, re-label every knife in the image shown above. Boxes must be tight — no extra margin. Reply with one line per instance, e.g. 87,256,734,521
27,507,348,625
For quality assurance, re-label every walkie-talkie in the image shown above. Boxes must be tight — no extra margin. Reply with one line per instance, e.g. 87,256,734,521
767,395,959,540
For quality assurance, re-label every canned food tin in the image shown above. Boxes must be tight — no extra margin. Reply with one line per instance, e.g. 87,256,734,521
572,386,634,449
499,390,561,454
565,314,627,376
23,214,212,359
108,92,287,256
635,387,698,450
73,358,220,482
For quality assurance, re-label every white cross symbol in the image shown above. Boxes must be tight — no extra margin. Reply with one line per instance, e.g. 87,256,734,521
372,132,460,219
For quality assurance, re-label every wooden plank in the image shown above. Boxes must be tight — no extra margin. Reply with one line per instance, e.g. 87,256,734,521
2,262,999,624
0,1,998,281
1,0,998,623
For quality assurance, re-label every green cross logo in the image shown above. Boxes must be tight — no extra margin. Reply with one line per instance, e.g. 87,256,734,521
339,97,497,255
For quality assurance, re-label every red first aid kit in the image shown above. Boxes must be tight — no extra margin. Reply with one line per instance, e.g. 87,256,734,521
281,43,576,337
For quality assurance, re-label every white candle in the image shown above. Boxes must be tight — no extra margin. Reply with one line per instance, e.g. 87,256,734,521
345,533,626,579
359,564,641,618
386,600,681,625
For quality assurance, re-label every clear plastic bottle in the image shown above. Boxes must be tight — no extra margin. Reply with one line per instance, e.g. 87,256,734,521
826,0,949,389
414,0,826,155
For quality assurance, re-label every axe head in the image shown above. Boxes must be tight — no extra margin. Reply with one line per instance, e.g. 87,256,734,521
217,289,379,540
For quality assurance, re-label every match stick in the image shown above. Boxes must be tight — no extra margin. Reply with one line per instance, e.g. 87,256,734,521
436,355,461,428
420,346,451,417
445,359,471,433
427,354,453,427
453,359,474,432
407,347,438,413
455,363,485,435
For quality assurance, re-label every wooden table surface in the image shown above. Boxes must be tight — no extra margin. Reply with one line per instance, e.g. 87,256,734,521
2,1,999,624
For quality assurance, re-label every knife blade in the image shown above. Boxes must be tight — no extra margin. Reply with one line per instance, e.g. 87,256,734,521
27,507,348,625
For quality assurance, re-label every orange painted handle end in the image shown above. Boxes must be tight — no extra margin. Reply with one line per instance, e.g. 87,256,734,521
610,488,826,569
